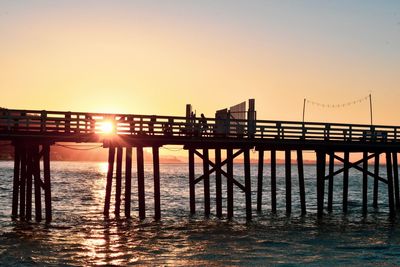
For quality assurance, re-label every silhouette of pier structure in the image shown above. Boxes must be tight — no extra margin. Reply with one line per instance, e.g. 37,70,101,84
1,99,400,222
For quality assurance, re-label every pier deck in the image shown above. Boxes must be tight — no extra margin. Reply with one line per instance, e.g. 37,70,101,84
1,108,399,221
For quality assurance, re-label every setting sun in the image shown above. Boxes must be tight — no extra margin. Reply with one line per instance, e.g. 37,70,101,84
99,121,115,134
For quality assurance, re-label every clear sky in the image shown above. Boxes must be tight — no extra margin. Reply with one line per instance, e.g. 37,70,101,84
1,1,399,125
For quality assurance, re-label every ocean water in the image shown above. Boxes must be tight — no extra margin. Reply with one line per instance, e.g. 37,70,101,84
1,161,400,266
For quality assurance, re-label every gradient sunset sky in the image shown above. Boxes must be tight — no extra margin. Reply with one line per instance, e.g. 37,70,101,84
1,1,399,125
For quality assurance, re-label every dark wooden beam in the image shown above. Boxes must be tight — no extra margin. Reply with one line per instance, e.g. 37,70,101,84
203,149,210,217
297,150,306,215
125,147,132,218
153,146,161,220
244,148,252,220
285,149,291,215
257,149,264,213
114,147,123,217
137,146,146,220
189,148,195,215
103,147,115,217
271,149,277,213
215,148,222,218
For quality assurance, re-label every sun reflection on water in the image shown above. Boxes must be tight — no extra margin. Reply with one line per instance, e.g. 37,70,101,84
98,162,109,174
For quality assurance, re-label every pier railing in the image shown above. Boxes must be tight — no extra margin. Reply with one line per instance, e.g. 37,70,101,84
0,108,398,143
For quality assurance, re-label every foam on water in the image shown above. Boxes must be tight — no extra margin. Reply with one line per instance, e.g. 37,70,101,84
0,161,400,266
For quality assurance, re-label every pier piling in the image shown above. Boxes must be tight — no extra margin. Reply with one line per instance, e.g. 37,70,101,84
137,146,146,220
104,147,115,217
343,151,349,213
386,152,395,216
43,144,51,222
271,149,277,213
227,148,234,219
297,150,306,215
327,151,334,212
215,148,222,218
257,150,264,213
373,153,380,208
114,147,123,217
392,152,400,209
153,146,161,220
316,151,326,217
203,149,210,217
362,152,368,215
285,150,291,215
244,148,252,220
125,147,132,218
189,149,195,215
12,145,20,219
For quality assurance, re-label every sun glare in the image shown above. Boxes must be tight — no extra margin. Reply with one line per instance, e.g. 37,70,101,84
100,121,114,134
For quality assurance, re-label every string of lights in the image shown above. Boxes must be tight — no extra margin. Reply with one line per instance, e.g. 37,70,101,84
303,94,373,124
306,95,370,108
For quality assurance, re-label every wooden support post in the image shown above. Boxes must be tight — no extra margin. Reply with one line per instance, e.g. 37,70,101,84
386,152,395,217
373,153,380,208
153,146,161,220
392,152,400,209
316,150,326,217
285,149,291,215
271,149,277,213
215,148,222,218
343,151,349,213
114,147,123,217
203,149,210,217
12,145,20,219
19,146,26,219
297,150,306,215
189,149,195,215
33,145,42,222
244,148,252,220
43,144,51,222
137,146,146,220
125,147,132,218
227,148,234,219
103,147,115,217
257,150,264,213
26,147,33,221
327,151,334,212
362,151,368,215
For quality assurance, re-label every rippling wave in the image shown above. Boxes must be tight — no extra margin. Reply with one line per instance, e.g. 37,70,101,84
1,161,400,266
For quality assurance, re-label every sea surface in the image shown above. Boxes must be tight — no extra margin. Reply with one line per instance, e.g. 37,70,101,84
1,161,400,266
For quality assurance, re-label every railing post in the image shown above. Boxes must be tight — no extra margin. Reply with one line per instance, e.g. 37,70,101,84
40,110,46,133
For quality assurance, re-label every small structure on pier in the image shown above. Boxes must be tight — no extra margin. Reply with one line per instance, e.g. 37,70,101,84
1,101,400,222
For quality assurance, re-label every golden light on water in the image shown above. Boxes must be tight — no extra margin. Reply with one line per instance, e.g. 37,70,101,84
98,162,109,174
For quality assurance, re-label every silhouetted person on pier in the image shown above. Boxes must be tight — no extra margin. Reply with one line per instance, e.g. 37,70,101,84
188,111,196,136
149,116,156,135
200,113,208,136
163,118,173,136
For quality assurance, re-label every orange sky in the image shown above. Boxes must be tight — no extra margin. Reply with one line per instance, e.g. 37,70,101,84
1,1,399,126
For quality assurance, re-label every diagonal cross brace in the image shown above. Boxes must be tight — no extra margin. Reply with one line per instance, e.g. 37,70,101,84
193,149,246,192
327,153,387,184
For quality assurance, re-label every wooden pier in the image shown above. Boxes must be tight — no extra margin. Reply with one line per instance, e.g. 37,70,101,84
1,105,400,222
